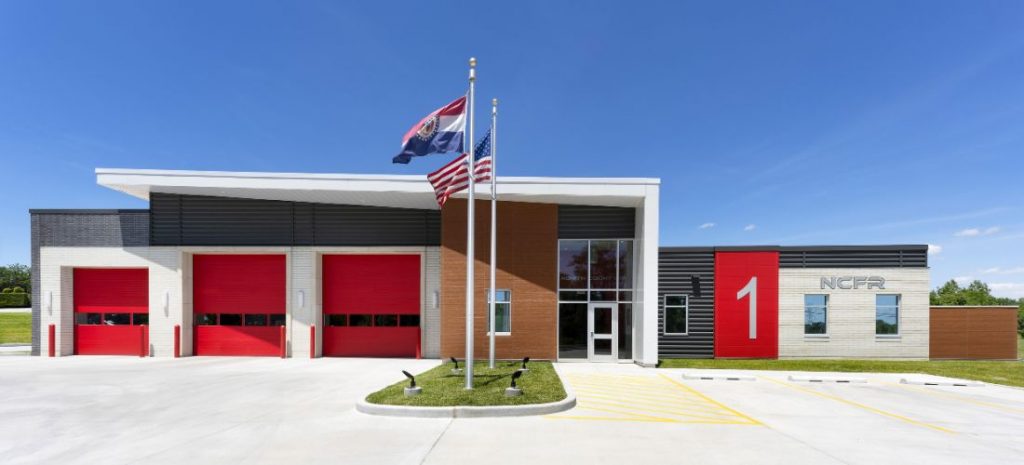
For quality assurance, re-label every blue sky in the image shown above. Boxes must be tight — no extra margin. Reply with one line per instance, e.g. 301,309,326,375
1,1,1022,297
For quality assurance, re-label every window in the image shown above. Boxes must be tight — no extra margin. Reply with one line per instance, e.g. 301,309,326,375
269,314,286,326
104,313,131,325
325,314,347,327
244,314,268,326
374,314,398,327
487,289,512,334
804,295,828,335
558,240,589,289
349,314,372,327
876,294,900,335
132,314,149,326
76,313,102,325
196,314,217,325
219,314,242,326
663,295,688,335
399,315,420,327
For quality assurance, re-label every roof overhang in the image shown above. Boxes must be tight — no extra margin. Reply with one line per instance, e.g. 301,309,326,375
96,168,660,210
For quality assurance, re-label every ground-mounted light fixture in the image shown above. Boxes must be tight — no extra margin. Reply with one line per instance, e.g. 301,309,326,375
520,356,530,372
505,369,525,397
450,357,463,374
402,370,422,396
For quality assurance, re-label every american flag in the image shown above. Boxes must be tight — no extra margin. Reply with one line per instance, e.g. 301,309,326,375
427,129,492,207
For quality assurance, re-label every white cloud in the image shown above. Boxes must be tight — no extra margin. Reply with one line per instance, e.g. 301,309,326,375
954,226,1001,237
952,276,974,285
744,224,756,232
698,223,716,230
927,244,942,256
989,282,1024,299
981,266,1024,275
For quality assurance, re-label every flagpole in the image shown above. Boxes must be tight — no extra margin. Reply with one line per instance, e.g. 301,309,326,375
488,98,498,369
464,57,477,390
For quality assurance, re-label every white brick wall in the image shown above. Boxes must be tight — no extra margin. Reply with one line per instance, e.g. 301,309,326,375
778,267,930,359
40,247,183,357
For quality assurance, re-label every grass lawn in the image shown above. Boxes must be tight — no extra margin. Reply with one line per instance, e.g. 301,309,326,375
660,355,1024,388
365,360,566,407
0,313,31,344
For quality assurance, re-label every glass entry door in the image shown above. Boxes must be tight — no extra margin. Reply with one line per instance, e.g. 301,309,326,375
587,303,618,362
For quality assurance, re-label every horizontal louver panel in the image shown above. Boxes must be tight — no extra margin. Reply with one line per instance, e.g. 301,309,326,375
558,205,635,239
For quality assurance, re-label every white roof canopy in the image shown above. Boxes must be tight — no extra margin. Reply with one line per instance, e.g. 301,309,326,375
96,168,660,210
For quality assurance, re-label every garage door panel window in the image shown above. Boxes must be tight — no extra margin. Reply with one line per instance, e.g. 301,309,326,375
269,314,286,326
220,314,242,326
244,314,268,326
374,315,398,327
104,313,132,325
663,294,688,335
326,314,347,326
196,314,217,325
132,314,149,325
399,315,420,327
804,294,828,335
349,314,372,327
876,294,900,336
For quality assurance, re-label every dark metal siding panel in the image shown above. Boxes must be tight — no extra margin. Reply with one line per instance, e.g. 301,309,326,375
148,193,440,246
179,195,294,246
658,249,715,358
149,193,181,246
30,214,40,356
558,205,636,239
312,204,440,246
779,247,928,268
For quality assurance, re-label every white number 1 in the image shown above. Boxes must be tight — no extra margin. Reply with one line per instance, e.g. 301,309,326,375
737,277,757,340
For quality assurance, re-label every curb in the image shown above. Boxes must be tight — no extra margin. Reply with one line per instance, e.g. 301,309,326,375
900,378,984,387
683,372,756,382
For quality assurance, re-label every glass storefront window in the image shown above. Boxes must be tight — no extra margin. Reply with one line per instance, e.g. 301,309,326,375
558,303,588,359
589,240,617,289
559,240,589,289
618,240,634,289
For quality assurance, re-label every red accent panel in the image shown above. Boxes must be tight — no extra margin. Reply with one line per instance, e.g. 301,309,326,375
323,327,420,357
75,325,147,356
322,255,420,315
73,268,148,313
193,255,285,314
194,326,282,356
714,252,779,359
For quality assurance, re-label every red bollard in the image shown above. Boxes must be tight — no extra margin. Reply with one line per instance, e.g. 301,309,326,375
279,325,286,359
309,325,316,359
173,325,181,358
415,330,422,360
48,324,55,357
139,325,146,357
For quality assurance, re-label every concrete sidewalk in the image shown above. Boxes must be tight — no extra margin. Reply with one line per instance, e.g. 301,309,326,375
0,307,30,313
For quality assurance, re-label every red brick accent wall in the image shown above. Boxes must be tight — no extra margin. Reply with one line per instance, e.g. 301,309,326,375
441,199,558,360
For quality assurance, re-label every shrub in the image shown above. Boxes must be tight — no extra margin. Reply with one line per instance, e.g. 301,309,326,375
11,286,23,293
0,293,28,307
1,288,11,294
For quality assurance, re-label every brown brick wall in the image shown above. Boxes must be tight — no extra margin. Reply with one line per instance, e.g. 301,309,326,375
930,306,1018,360
441,199,558,360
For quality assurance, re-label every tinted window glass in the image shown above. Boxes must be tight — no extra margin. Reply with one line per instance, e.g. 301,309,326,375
804,295,827,335
558,303,587,359
665,308,687,334
349,314,372,327
589,290,617,301
558,291,587,302
196,314,217,325
558,240,588,289
618,303,632,360
132,313,149,325
269,314,286,326
220,314,242,326
399,315,420,327
374,315,398,327
104,313,131,325
876,295,900,335
589,240,617,289
244,314,268,326
326,314,347,326
76,313,102,325
618,240,634,289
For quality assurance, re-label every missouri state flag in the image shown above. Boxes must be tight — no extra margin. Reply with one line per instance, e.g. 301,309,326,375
392,96,466,164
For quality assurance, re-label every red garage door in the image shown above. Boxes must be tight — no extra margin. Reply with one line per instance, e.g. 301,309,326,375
193,255,286,356
73,268,149,356
322,254,421,357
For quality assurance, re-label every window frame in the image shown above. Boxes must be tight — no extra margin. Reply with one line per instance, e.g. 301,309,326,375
487,288,512,335
803,294,829,336
662,294,689,336
875,294,901,337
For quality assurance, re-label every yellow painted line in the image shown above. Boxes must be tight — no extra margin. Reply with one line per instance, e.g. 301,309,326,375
572,403,749,425
885,382,1024,415
760,376,955,434
579,399,742,422
658,374,762,425
567,379,684,392
572,390,740,414
569,384,725,404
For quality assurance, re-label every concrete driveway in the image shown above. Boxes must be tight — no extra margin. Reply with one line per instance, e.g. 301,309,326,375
2,358,1024,465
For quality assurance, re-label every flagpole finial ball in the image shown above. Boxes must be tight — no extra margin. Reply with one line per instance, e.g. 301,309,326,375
492,98,498,106
469,57,477,68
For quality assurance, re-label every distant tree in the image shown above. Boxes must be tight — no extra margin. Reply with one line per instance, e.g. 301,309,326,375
0,264,30,294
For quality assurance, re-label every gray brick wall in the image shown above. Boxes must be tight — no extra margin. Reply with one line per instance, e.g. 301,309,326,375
29,210,150,354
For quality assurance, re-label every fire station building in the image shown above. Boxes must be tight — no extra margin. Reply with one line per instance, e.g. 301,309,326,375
29,168,931,363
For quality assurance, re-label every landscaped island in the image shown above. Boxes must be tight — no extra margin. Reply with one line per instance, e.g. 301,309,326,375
366,360,567,407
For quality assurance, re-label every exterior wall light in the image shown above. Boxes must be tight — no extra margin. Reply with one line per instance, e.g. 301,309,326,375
297,290,305,309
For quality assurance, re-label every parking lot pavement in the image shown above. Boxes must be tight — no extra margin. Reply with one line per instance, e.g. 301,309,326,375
3,358,1024,465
